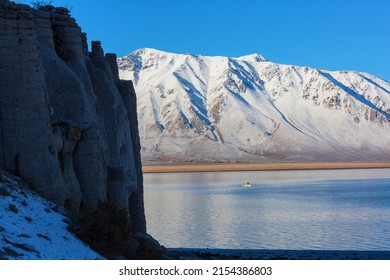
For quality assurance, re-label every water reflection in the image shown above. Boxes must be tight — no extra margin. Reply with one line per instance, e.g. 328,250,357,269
144,169,390,250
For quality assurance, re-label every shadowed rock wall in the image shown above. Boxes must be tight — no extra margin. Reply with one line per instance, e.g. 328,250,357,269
0,1,145,232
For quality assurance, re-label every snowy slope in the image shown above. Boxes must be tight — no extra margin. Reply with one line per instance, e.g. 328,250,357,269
118,48,390,162
0,171,104,260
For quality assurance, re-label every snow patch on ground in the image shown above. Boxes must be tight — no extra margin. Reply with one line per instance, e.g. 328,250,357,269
0,171,104,260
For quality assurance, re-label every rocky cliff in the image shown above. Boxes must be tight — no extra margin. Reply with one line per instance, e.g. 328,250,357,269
0,0,146,242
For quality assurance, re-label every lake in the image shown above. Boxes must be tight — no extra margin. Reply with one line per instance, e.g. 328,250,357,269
144,168,390,250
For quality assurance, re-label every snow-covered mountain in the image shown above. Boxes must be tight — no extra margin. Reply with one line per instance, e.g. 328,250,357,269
118,48,390,162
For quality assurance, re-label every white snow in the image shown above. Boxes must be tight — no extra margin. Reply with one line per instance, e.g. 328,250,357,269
0,171,104,260
118,48,390,162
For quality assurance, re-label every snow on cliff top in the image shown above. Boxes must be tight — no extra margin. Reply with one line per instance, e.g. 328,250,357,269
0,171,104,260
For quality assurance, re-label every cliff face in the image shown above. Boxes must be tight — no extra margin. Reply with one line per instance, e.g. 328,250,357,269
0,1,145,233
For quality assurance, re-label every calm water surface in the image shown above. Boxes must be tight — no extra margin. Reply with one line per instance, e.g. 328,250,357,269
144,169,390,250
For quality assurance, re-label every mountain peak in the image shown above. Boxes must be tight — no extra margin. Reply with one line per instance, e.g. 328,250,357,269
129,47,169,57
236,53,267,62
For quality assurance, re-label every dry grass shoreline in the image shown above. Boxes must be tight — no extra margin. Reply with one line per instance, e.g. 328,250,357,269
142,162,390,173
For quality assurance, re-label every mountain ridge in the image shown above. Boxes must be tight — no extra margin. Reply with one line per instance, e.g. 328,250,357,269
118,48,390,163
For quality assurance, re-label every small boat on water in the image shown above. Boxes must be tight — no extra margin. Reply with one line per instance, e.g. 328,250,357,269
242,182,252,188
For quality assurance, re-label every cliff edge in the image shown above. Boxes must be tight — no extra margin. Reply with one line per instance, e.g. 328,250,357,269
0,1,160,258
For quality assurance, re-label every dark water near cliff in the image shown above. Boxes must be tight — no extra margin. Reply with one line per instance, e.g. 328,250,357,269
144,169,390,250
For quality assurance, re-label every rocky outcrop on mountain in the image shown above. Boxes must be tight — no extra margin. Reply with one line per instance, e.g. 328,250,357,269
119,48,390,163
0,0,155,256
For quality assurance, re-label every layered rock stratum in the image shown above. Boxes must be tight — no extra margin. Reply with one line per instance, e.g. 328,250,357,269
0,0,151,257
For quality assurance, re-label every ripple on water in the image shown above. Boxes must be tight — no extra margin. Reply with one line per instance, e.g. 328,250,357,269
145,170,390,250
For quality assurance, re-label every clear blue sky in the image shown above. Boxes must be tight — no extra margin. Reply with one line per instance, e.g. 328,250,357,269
21,0,390,81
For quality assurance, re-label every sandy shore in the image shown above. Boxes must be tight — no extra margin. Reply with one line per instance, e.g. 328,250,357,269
167,248,390,260
142,162,390,173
